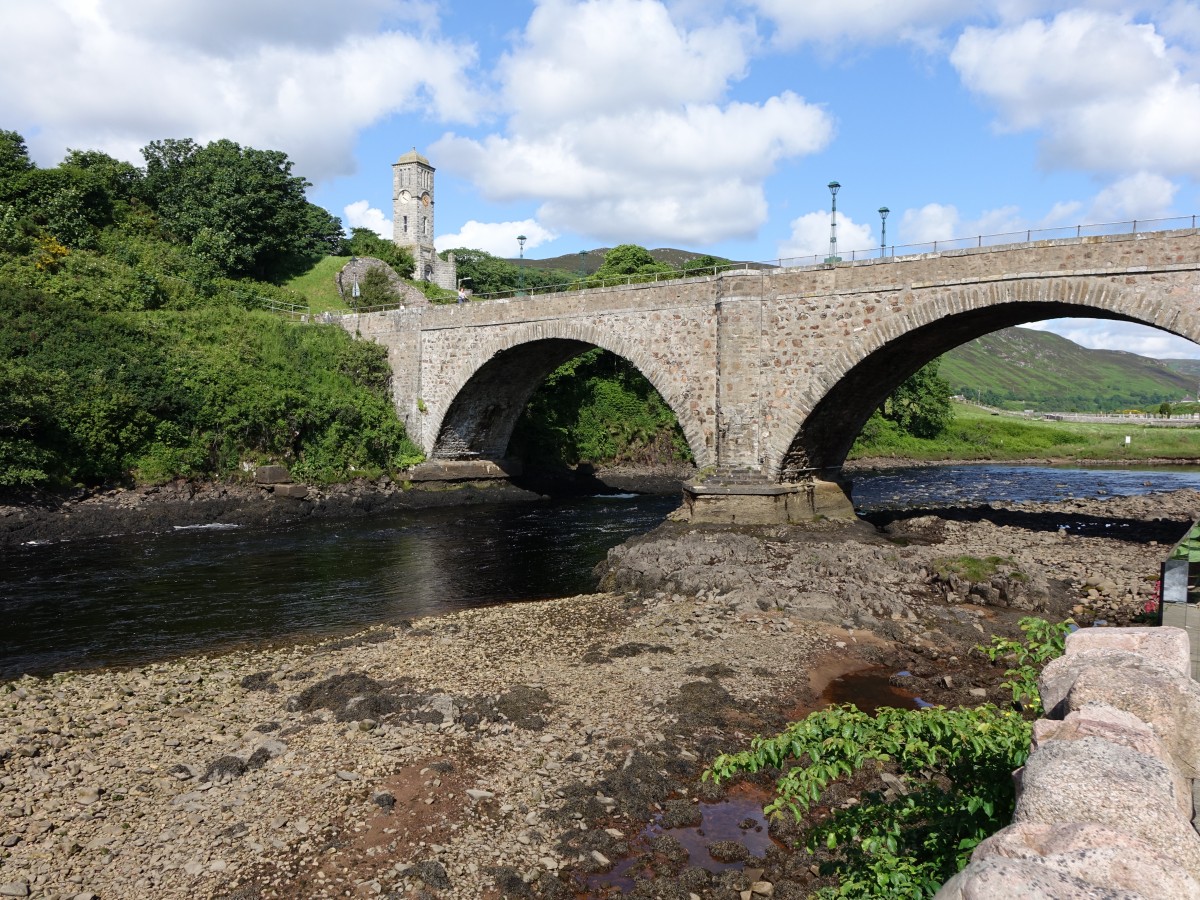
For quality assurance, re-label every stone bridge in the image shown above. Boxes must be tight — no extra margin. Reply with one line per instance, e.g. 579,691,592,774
335,229,1200,522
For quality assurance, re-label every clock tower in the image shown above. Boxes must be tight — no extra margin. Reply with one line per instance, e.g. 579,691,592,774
392,148,456,290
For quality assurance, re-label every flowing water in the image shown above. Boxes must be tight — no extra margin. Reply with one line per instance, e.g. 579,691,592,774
3,464,1199,681
0,494,676,680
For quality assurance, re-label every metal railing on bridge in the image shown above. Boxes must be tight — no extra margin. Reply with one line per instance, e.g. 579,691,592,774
454,213,1200,303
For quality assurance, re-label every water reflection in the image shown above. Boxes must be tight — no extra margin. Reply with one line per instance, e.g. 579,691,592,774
0,495,677,680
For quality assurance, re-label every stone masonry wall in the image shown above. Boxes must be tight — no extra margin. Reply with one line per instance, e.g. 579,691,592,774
936,626,1200,900
334,230,1200,477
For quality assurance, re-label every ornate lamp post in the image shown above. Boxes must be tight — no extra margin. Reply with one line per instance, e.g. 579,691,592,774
878,207,889,258
826,181,841,263
517,234,527,295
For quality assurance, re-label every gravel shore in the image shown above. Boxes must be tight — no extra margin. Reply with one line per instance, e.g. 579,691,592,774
2,490,1197,900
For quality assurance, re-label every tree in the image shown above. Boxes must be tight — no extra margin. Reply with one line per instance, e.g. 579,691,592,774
0,130,34,190
1158,401,1173,418
594,243,674,279
347,227,414,278
61,149,142,203
881,361,954,439
680,253,731,274
140,138,340,281
356,265,397,307
448,247,522,294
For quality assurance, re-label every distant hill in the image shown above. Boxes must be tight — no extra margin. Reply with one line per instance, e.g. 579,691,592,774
940,327,1196,412
1162,358,1200,380
513,247,756,275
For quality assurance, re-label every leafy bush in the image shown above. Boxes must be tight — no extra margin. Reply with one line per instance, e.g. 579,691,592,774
706,617,1071,898
510,348,692,468
0,279,422,488
977,617,1073,715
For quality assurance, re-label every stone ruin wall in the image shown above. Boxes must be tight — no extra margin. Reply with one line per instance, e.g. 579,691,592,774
937,626,1200,899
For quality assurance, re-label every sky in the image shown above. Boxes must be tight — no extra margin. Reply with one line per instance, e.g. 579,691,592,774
2,0,1200,357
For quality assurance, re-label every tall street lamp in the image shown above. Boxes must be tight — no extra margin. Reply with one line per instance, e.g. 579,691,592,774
826,181,841,263
578,249,588,280
517,234,527,295
878,207,889,258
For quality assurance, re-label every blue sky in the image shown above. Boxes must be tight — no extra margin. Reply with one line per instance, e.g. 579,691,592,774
3,0,1200,357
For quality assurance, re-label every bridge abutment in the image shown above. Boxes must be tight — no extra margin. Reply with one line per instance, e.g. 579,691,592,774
681,473,855,525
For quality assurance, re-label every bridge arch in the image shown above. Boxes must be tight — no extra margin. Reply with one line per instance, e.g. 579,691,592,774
776,273,1200,478
426,320,709,466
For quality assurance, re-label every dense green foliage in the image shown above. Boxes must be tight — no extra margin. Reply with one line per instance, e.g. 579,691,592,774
141,138,343,281
0,130,425,490
877,362,954,439
979,618,1074,715
0,281,422,487
346,227,414,278
509,348,692,468
708,704,1032,898
448,247,577,295
707,618,1071,899
940,327,1193,412
449,244,733,297
593,243,675,278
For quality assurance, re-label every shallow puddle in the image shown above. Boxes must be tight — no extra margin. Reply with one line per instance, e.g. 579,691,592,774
581,783,781,895
821,667,923,714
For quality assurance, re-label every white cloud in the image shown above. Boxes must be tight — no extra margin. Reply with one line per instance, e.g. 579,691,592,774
431,0,832,246
778,211,874,261
0,0,483,182
436,220,557,257
115,0,440,54
344,200,392,238
750,0,975,47
1039,200,1084,227
500,0,754,128
951,9,1200,177
1088,172,1179,221
1026,319,1200,359
899,203,962,243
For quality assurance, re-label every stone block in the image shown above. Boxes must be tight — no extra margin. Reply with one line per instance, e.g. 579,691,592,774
965,822,1200,900
936,856,1168,900
255,465,292,485
406,459,522,482
1063,626,1190,675
1031,705,1189,812
1039,649,1200,777
1011,737,1200,879
273,483,308,500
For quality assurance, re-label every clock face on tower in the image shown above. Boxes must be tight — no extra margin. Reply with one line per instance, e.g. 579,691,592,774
421,194,431,206
399,190,411,203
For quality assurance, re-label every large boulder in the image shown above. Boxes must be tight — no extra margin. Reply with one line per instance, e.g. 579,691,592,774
936,856,1149,899
1011,737,1200,880
1031,705,1190,814
1039,649,1200,777
957,822,1200,899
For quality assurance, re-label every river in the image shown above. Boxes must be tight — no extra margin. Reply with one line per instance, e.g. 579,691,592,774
3,464,1199,681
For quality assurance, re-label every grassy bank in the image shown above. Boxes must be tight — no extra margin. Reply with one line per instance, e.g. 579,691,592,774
849,402,1200,464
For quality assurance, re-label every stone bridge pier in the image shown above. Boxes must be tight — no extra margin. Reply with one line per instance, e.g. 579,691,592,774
334,229,1200,524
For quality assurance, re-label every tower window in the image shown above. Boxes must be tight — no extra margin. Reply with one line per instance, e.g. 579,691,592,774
403,216,408,234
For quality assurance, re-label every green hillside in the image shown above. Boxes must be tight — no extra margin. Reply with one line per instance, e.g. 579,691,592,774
1162,358,1200,380
939,327,1195,412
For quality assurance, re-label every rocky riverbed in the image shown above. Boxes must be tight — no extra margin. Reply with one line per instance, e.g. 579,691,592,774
1,491,1197,900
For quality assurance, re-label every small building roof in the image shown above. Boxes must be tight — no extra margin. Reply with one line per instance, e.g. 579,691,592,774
395,147,432,167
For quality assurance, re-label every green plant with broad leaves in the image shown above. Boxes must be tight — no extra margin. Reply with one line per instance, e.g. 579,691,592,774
977,617,1074,715
706,617,1071,899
